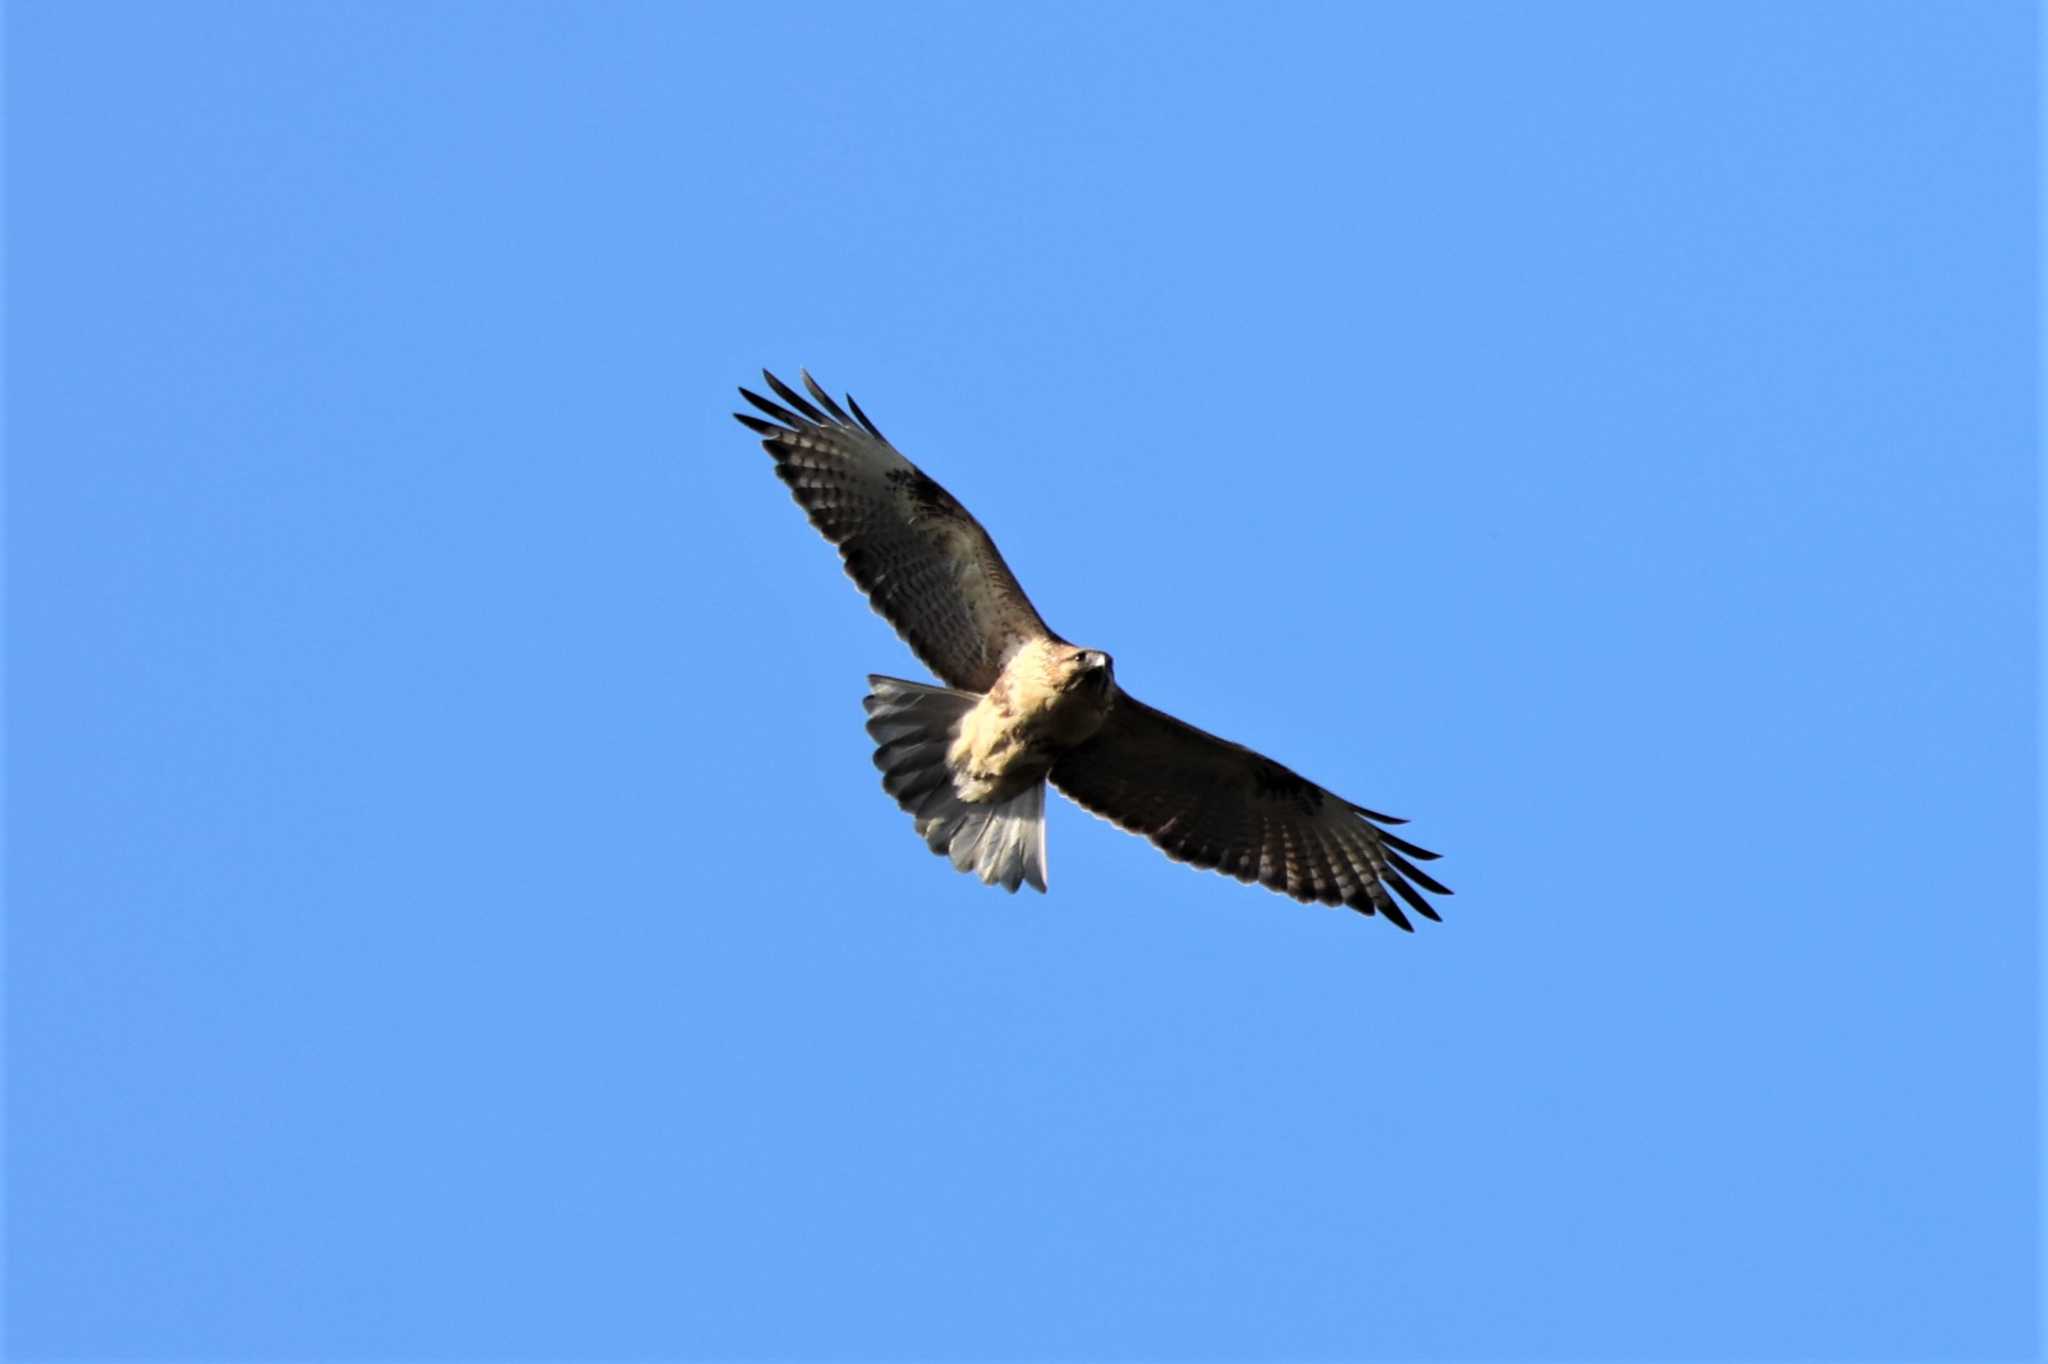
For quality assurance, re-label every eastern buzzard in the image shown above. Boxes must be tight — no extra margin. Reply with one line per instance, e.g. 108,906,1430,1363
734,370,1450,930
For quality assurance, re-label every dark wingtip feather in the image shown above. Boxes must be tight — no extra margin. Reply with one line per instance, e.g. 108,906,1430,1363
846,393,887,442
1382,846,1452,896
1344,890,1406,930
732,412,780,436
1381,866,1443,923
800,369,854,424
1349,802,1408,825
763,370,829,425
739,386,803,427
1377,828,1441,861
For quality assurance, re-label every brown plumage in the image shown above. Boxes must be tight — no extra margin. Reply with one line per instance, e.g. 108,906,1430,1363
736,369,1450,930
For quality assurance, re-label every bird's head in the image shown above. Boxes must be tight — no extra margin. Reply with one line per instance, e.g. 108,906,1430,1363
1060,647,1116,697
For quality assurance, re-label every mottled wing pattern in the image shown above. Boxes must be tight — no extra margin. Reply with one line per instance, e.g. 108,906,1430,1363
734,370,1052,693
1050,691,1451,930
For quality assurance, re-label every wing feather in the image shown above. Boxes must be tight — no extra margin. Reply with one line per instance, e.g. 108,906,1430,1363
762,369,831,425
1381,845,1451,895
738,385,807,428
800,368,856,425
1050,691,1450,930
735,370,1052,691
845,394,888,442
1379,864,1442,924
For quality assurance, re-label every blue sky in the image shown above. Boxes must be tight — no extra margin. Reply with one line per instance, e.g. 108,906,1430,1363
6,2,2037,1359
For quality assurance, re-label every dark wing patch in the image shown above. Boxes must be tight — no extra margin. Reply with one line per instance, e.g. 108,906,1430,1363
735,370,1052,692
1050,691,1450,931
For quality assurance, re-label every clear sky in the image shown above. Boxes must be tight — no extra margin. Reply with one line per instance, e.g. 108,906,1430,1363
7,2,2037,1359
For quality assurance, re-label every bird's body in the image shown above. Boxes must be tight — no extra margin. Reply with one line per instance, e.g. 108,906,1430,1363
947,639,1114,804
735,369,1450,930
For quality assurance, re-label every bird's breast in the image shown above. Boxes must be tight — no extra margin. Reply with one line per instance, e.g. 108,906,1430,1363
945,655,1108,803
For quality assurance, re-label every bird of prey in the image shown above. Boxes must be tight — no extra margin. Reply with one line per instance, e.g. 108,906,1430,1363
733,370,1450,930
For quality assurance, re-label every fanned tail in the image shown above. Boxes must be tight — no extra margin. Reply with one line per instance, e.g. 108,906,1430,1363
862,675,1049,894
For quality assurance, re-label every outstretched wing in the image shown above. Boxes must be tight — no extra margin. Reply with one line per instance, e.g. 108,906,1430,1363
1050,691,1451,931
735,370,1052,693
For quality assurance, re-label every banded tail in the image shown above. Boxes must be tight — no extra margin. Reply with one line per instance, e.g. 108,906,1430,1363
862,675,1048,894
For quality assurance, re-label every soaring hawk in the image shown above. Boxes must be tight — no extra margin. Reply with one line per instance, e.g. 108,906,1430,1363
734,370,1450,930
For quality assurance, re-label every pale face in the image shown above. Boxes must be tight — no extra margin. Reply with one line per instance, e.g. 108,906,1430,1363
1059,646,1116,698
